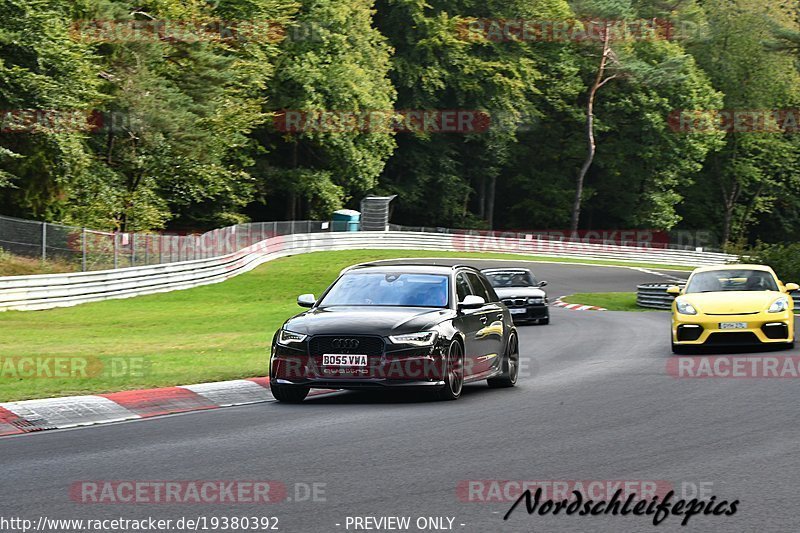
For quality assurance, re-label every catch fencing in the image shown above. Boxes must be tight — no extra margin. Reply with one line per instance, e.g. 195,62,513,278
0,215,331,271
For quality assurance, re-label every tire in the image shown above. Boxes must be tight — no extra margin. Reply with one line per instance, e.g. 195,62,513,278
539,316,550,325
435,340,465,401
488,332,519,388
785,341,795,350
270,381,310,403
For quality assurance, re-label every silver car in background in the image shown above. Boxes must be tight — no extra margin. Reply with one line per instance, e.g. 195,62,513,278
481,268,549,325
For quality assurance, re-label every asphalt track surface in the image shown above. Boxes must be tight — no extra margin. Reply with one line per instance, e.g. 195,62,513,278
3,260,799,532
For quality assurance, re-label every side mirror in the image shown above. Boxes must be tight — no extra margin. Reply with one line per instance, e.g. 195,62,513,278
458,295,485,311
297,294,316,308
538,280,548,288
666,286,682,296
784,283,799,293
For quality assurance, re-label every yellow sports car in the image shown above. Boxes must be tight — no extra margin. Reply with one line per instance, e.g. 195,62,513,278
668,264,798,353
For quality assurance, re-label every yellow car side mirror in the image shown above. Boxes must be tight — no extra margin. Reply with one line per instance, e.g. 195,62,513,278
666,286,682,296
784,282,799,293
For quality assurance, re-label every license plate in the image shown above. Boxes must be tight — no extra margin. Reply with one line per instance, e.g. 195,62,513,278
719,322,747,329
510,308,527,315
322,354,367,367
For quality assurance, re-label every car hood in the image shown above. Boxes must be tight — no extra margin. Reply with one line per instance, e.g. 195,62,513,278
283,306,453,336
494,287,546,298
680,291,785,314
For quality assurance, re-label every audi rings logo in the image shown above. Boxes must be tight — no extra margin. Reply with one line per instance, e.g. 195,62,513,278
332,338,360,349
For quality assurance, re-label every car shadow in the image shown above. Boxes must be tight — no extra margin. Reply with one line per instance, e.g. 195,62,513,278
303,384,496,405
675,343,793,356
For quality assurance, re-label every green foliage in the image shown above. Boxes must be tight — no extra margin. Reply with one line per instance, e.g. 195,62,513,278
256,0,396,219
0,0,798,245
742,242,800,283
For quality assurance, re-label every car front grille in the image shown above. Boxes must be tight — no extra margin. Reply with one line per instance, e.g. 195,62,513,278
503,298,544,307
309,335,385,357
705,332,760,345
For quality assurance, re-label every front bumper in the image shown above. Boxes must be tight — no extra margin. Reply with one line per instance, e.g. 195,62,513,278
272,378,445,389
508,304,548,321
672,312,795,345
270,342,449,389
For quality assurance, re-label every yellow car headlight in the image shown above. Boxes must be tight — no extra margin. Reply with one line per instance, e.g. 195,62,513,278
768,297,790,313
676,299,697,315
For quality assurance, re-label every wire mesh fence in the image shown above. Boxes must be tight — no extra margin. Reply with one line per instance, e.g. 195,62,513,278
0,216,339,272
1,212,725,274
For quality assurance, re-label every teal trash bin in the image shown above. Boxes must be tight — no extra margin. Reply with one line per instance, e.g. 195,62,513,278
331,209,361,231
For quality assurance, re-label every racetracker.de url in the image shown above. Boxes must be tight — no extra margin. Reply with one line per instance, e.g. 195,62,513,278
0,516,280,532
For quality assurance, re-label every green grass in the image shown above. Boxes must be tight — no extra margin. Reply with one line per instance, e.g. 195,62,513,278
0,249,686,402
561,292,662,312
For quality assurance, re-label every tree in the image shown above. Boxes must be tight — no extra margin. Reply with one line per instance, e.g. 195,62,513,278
0,0,101,220
253,0,396,220
683,0,800,246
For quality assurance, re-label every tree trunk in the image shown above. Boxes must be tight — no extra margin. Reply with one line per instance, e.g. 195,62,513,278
570,25,615,233
477,175,486,219
286,192,296,220
486,175,496,229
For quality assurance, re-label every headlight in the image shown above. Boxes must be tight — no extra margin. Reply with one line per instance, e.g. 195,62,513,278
278,329,307,345
388,331,439,346
768,297,790,313
676,299,697,315
527,297,544,304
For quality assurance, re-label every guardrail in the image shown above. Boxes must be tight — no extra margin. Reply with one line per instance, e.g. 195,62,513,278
637,283,800,312
2,231,736,312
637,283,681,310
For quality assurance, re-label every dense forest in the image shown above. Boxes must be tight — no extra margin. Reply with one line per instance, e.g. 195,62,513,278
2,0,800,250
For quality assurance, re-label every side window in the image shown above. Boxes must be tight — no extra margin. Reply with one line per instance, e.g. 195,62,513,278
455,273,471,302
465,272,490,302
477,275,499,302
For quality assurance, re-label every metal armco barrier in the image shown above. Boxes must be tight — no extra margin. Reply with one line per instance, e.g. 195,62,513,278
637,283,682,310
2,232,736,312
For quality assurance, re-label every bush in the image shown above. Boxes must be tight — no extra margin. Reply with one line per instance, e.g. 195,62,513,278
741,243,800,283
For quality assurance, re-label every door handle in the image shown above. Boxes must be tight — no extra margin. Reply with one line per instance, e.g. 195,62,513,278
479,316,488,324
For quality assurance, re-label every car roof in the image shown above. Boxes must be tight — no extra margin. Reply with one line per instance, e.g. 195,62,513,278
481,268,533,273
340,263,482,275
692,263,776,274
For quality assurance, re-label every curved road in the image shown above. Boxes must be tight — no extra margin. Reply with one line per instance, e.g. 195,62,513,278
3,260,798,532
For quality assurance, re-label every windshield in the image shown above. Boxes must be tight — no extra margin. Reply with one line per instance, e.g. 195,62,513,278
685,269,779,293
483,270,537,288
320,272,450,307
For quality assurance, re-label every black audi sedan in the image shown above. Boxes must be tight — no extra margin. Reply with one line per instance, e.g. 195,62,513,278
269,264,519,402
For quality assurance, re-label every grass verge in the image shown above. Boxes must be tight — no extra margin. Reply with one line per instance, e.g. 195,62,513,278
0,248,79,276
561,292,662,312
0,249,682,401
